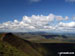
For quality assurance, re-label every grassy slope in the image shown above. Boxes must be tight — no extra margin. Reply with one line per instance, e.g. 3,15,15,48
0,33,47,56
0,41,29,56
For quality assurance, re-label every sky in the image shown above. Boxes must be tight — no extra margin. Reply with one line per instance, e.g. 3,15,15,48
0,0,75,32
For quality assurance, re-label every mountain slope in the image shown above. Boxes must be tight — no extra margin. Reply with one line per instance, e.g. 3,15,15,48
0,33,47,56
0,41,29,56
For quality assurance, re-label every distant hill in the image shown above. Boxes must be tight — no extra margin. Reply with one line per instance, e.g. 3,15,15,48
13,32,68,40
13,32,75,43
13,33,46,40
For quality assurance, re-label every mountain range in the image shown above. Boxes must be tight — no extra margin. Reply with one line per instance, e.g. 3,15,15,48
0,33,75,56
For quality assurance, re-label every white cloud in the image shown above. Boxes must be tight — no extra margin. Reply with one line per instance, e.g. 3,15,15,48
49,21,75,33
0,13,73,32
14,20,19,23
56,16,64,21
58,22,75,27
65,16,69,20
56,22,75,32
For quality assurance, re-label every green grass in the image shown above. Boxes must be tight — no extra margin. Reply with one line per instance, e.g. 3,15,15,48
0,41,29,56
0,33,47,56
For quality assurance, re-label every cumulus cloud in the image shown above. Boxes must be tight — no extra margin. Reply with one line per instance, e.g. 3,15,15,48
65,16,69,20
58,22,75,28
55,22,75,32
56,16,64,21
0,13,74,32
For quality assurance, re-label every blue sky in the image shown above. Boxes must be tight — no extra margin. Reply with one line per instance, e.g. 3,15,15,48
0,0,75,32
0,0,75,23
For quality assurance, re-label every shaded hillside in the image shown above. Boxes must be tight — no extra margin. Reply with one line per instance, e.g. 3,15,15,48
0,33,47,56
0,41,29,56
41,43,75,56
